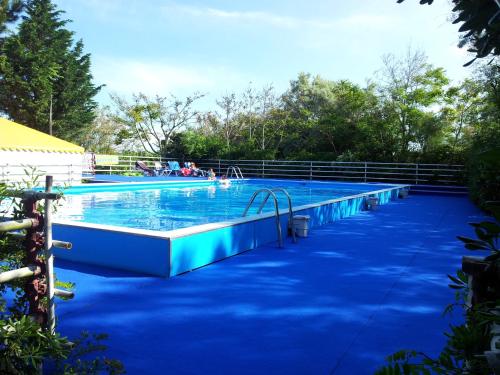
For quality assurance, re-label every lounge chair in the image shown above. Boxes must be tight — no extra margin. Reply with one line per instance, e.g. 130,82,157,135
190,163,206,177
135,161,155,176
166,161,181,176
154,162,168,176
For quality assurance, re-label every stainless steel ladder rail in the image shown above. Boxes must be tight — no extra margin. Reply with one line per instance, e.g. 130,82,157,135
256,188,297,243
242,188,283,247
226,165,243,179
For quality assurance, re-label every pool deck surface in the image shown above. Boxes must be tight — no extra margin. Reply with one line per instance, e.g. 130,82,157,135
54,194,487,374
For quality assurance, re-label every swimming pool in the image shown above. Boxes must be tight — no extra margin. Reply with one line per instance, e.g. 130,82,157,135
56,179,400,231
53,178,408,277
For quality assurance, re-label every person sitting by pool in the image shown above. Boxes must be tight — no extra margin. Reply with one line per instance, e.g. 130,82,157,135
189,162,202,177
219,174,231,186
180,164,192,177
207,168,216,181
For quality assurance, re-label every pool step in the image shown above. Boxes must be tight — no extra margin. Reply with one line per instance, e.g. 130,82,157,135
409,185,468,196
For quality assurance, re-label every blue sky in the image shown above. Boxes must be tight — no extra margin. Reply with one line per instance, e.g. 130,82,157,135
54,0,471,108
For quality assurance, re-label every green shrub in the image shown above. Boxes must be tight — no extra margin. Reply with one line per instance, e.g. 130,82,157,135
468,148,500,208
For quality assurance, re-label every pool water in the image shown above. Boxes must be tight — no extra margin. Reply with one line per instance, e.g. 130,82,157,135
56,179,395,231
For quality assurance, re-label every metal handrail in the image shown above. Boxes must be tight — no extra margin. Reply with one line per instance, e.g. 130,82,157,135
242,189,283,248
256,188,296,244
225,165,244,179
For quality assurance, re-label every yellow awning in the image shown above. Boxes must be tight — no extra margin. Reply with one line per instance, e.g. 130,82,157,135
0,118,84,154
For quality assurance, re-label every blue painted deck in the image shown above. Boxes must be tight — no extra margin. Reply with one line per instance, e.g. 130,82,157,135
54,194,486,374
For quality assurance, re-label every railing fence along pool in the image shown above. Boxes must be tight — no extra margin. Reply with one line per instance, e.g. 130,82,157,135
0,153,465,186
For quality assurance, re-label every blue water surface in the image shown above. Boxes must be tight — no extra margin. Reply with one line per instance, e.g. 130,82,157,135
55,179,395,231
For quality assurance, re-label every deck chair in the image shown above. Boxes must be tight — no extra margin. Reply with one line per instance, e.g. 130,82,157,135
154,162,168,176
166,161,181,176
135,161,155,176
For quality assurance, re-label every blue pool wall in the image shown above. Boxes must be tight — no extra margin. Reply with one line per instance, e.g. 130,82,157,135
53,224,171,276
53,182,405,277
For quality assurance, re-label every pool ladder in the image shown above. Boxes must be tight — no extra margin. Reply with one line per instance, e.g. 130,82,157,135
226,165,244,179
242,188,296,248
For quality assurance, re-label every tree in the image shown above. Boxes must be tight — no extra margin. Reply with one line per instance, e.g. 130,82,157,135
0,0,100,142
112,92,205,156
441,79,483,154
0,0,24,39
80,106,127,154
215,92,241,149
378,48,450,159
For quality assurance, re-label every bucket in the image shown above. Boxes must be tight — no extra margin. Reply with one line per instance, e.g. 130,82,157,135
398,189,409,198
293,215,310,237
366,196,379,210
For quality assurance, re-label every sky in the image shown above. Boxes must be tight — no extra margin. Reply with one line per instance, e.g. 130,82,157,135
54,0,472,109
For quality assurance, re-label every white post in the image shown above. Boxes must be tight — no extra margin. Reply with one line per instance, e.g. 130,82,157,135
44,176,56,334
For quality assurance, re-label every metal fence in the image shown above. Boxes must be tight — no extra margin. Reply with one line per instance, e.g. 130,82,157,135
2,153,464,186
192,159,466,186
91,154,165,175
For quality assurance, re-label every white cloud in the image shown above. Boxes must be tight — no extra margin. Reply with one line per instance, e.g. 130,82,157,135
162,4,395,31
336,14,398,29
167,5,303,28
91,56,252,105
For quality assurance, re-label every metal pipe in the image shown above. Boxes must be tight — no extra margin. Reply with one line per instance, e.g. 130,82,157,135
242,189,282,247
5,190,60,200
44,176,56,334
0,218,38,232
54,288,74,299
270,188,296,244
0,264,42,283
53,240,72,250
7,232,72,250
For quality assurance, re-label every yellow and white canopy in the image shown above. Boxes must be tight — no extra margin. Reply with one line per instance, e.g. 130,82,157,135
0,117,84,154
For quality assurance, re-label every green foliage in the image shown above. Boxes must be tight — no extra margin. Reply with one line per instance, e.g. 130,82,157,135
0,0,101,143
112,92,205,156
0,317,125,374
0,315,71,374
0,0,24,38
378,49,450,159
80,106,125,153
0,178,124,374
468,148,500,208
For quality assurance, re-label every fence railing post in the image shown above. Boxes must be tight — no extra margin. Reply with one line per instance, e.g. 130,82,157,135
218,159,221,176
415,164,419,185
310,161,313,180
364,162,367,182
262,160,265,178
44,176,56,334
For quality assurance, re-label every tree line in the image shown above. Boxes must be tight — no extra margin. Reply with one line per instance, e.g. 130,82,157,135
103,50,499,167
